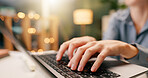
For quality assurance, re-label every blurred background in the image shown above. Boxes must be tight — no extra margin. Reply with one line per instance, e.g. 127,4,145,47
0,0,127,52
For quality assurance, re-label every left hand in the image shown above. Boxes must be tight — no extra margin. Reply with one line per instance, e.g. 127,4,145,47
67,40,138,72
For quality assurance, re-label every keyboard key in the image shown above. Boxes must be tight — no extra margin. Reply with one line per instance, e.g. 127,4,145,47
35,54,120,78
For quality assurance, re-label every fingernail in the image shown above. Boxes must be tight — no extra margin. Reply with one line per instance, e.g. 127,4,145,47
56,56,60,61
71,64,76,70
67,62,70,67
78,65,83,71
91,66,96,72
69,56,72,60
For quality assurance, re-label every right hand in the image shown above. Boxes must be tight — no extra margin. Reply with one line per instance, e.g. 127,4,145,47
56,36,96,61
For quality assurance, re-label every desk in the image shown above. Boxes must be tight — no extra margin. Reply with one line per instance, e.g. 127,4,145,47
0,51,147,78
0,51,53,78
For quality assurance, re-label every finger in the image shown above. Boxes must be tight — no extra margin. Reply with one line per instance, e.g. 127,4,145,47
56,41,70,61
67,41,87,60
77,45,101,71
69,42,96,70
91,49,108,72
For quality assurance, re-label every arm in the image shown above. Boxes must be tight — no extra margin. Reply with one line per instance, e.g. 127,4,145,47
103,12,148,67
126,43,148,67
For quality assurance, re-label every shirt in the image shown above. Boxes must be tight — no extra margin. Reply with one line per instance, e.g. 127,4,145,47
103,8,148,67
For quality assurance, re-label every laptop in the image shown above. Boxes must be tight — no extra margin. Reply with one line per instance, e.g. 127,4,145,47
0,20,148,78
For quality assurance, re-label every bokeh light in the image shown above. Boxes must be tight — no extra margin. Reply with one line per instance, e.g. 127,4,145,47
17,12,25,19
28,11,34,19
44,37,55,44
49,37,55,43
27,28,36,34
44,38,50,44
38,49,43,52
34,14,40,20
31,50,36,52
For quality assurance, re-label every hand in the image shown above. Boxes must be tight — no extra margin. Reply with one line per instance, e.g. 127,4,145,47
56,36,96,61
66,40,138,72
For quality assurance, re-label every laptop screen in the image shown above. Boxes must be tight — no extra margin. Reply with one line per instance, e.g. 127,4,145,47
0,19,29,54
0,16,42,52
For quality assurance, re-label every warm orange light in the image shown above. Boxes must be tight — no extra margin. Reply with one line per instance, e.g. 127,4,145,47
38,49,43,52
44,38,50,44
44,37,55,44
34,14,40,20
49,38,55,43
31,50,36,52
73,9,93,25
17,12,25,19
28,28,36,34
42,0,50,18
28,12,34,19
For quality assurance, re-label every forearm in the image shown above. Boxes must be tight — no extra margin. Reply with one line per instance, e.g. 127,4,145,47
120,43,139,59
124,43,148,67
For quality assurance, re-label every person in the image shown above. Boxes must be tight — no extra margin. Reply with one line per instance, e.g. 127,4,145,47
56,0,148,72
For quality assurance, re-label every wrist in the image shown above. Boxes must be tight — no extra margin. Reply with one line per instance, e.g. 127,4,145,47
121,43,139,59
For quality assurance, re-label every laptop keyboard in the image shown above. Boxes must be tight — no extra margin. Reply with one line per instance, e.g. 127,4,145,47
36,54,120,78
